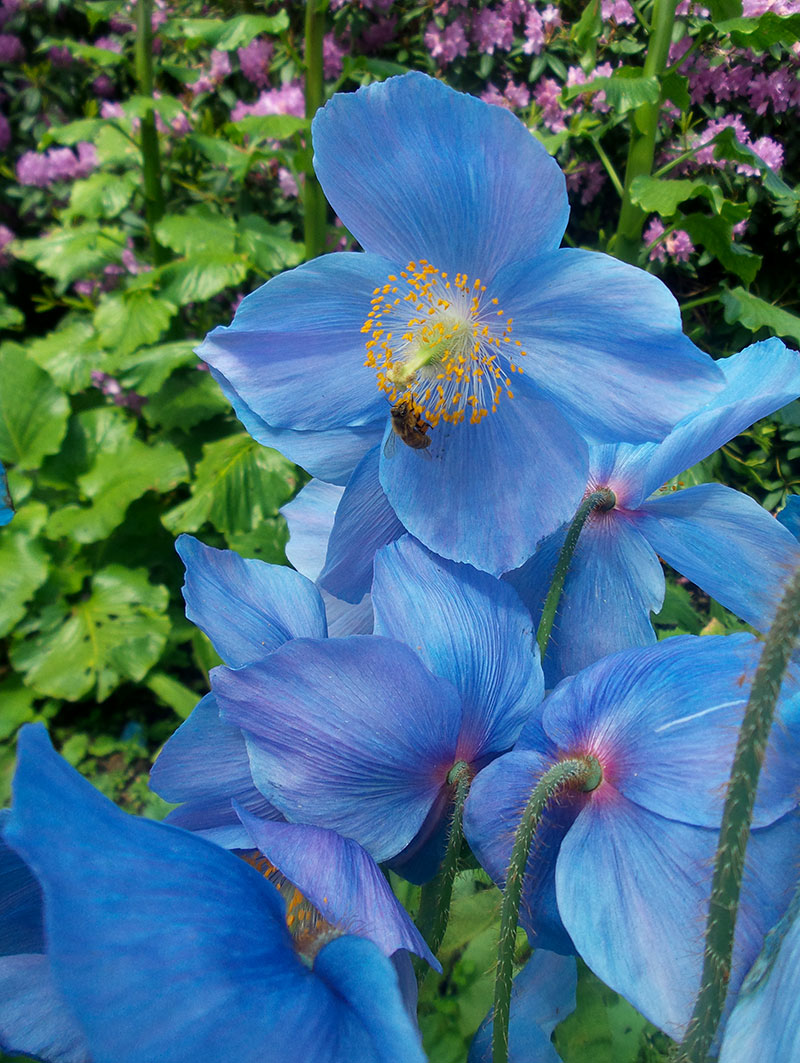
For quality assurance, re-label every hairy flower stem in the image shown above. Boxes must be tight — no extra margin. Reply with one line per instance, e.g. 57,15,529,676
303,0,326,260
674,561,800,1063
537,489,616,659
414,761,473,971
134,0,167,265
492,756,602,1063
614,0,678,262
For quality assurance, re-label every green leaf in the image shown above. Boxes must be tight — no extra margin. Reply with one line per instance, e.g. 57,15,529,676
573,0,603,64
10,565,170,702
237,215,304,274
721,288,800,345
46,434,188,543
162,434,300,537
228,115,309,142
39,37,126,65
715,12,800,49
0,293,23,331
115,340,198,395
224,519,289,566
660,71,690,111
681,213,762,285
630,176,725,216
712,127,798,201
145,671,200,720
155,208,237,256
563,70,660,113
0,345,70,469
653,581,705,635
11,224,126,285
706,0,742,19
158,250,248,305
94,288,178,356
65,171,139,220
0,501,50,637
0,676,38,742
94,124,141,167
188,134,256,181
122,94,185,124
141,370,231,431
39,118,106,147
164,12,289,48
554,963,657,1063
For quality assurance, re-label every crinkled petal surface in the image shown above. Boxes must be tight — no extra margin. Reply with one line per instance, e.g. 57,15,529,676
312,72,568,284
283,479,345,581
319,446,406,602
635,484,800,633
495,248,723,443
5,725,426,1063
150,693,280,849
0,954,89,1063
198,252,392,431
176,535,327,667
213,636,462,862
373,536,543,760
539,634,800,829
235,810,440,971
380,390,587,575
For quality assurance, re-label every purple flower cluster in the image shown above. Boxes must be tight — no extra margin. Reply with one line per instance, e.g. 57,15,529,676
237,37,274,88
15,143,98,188
0,31,23,62
89,371,146,412
643,218,695,264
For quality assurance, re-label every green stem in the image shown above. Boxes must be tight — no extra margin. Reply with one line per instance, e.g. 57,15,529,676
674,561,800,1063
591,136,625,199
492,756,603,1063
134,0,167,265
303,0,326,260
537,488,616,659
614,0,679,262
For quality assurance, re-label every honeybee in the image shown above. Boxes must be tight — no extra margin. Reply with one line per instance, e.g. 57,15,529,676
384,400,433,459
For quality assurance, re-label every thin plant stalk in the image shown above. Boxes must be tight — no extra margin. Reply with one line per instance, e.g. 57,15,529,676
304,0,326,260
134,0,167,265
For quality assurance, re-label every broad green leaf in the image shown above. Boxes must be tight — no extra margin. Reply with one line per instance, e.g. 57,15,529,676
27,319,106,393
83,1,126,31
660,71,690,111
0,345,69,469
39,118,106,147
10,565,170,702
573,0,603,66
237,215,304,274
46,435,188,543
721,288,800,345
0,676,38,741
630,176,725,216
653,581,705,635
94,288,178,356
0,293,23,330
38,406,134,491
0,501,50,637
563,70,660,112
164,13,288,48
122,94,185,123
146,672,201,720
66,171,138,220
142,371,231,431
713,127,798,201
681,212,762,285
715,12,800,48
158,250,248,305
706,0,742,19
228,115,309,142
155,209,237,256
188,134,256,181
162,434,300,537
11,224,126,285
94,124,141,166
225,519,289,566
39,37,126,65
116,340,198,395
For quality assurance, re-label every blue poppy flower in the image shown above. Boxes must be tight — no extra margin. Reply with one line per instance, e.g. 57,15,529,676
462,633,800,1039
777,494,800,539
198,71,722,575
506,339,800,686
3,725,429,1063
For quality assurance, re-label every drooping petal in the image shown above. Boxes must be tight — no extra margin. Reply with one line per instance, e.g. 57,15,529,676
311,71,568,285
506,509,663,688
372,536,543,760
150,694,280,849
282,479,345,581
0,812,43,956
777,495,800,539
319,446,406,603
0,955,89,1063
468,950,577,1063
494,247,723,444
379,388,588,575
176,535,327,667
6,725,426,1063
212,637,462,862
197,252,393,431
540,634,800,829
634,339,800,502
235,809,440,971
635,484,800,633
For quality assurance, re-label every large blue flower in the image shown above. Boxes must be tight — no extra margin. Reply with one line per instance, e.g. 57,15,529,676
506,339,800,685
198,72,721,575
463,634,800,1039
3,725,429,1063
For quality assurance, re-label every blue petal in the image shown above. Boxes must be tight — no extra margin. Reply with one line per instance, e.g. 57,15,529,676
506,509,663,688
0,461,12,526
634,338,800,502
322,589,374,637
373,536,543,760
198,252,392,431
636,484,800,632
312,71,568,284
0,811,44,956
0,955,89,1063
541,633,800,829
319,446,406,603
212,637,462,862
282,479,345,580
777,495,800,540
176,535,327,667
235,809,440,971
150,694,281,849
379,388,588,575
6,725,426,1063
494,247,723,443
468,950,577,1063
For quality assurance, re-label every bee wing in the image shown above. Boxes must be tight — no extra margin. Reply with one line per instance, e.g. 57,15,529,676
383,430,398,460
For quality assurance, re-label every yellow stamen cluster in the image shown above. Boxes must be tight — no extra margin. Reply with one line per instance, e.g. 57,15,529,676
362,260,525,428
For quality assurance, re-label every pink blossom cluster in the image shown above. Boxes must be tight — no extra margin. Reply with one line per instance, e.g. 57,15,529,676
521,4,561,55
16,143,98,188
323,33,346,79
678,114,784,177
237,38,274,88
0,0,20,27
643,218,695,263
231,80,305,123
601,0,635,23
0,224,14,267
481,78,530,110
425,1,562,67
0,112,9,152
190,50,231,97
565,160,606,205
90,371,146,412
672,35,800,115
100,97,190,138
0,31,23,62
566,61,614,113
532,61,615,131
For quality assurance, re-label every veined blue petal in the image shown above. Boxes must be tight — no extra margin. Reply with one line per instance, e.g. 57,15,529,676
150,694,281,849
176,535,327,667
319,446,406,603
635,339,800,502
322,589,374,637
636,485,800,632
0,811,43,956
283,479,345,581
379,388,587,575
312,71,568,284
494,247,723,443
373,536,543,760
235,810,440,971
6,725,426,1063
0,955,89,1063
212,637,462,863
777,495,800,539
197,252,393,431
0,461,12,526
